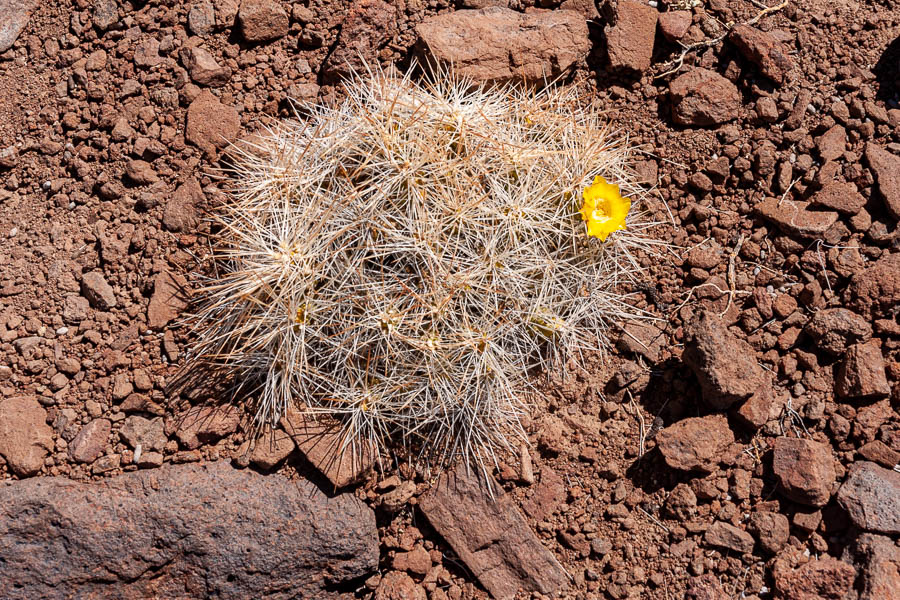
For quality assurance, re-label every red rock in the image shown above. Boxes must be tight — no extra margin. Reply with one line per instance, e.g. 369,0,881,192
686,574,726,599
850,534,900,600
81,271,117,310
0,396,53,477
682,310,767,409
835,341,891,400
857,441,900,469
0,461,377,598
658,10,691,42
865,142,900,220
418,467,569,600
163,178,202,232
664,483,697,520
521,465,566,521
68,418,111,464
772,437,836,507
816,124,847,162
605,0,658,73
704,520,754,553
322,0,398,82
804,308,872,356
375,571,426,600
775,557,856,600
281,408,375,489
748,511,789,554
174,405,242,450
845,252,900,320
810,181,867,214
837,461,900,534
656,414,735,473
237,0,288,43
147,270,188,330
755,197,838,239
119,416,168,452
248,427,295,470
185,90,241,157
392,546,432,577
180,46,232,87
415,7,590,85
0,0,36,52
670,68,741,126
729,25,794,84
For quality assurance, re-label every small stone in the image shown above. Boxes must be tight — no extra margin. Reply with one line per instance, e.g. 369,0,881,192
180,46,232,87
682,310,767,409
849,533,900,600
185,90,241,157
521,466,566,521
835,341,891,400
656,414,735,473
147,270,188,330
756,96,780,122
163,178,202,232
605,0,658,73
669,68,741,127
92,0,118,30
238,0,289,43
837,461,900,534
664,483,697,520
772,437,836,507
658,10,691,42
136,451,164,468
816,124,847,162
774,557,855,600
0,396,54,477
68,419,111,464
747,511,789,554
92,454,121,474
392,546,432,577
704,521,754,554
729,25,794,84
857,441,900,469
804,308,872,355
755,197,838,239
249,428,295,470
188,1,216,35
809,181,867,215
865,142,900,220
81,271,117,310
119,416,167,452
124,160,158,185
375,571,426,600
845,253,900,320
133,38,162,68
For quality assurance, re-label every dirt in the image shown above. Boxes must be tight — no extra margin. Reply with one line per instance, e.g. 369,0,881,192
0,0,898,599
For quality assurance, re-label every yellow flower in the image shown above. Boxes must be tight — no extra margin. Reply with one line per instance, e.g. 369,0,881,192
579,176,631,241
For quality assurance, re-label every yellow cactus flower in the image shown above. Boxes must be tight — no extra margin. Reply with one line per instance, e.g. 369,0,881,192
579,176,631,241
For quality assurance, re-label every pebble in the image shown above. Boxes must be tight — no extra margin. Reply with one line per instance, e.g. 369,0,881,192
669,68,741,126
772,437,836,507
837,461,900,534
238,0,289,43
656,414,734,473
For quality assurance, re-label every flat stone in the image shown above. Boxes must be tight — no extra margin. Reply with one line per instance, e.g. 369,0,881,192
605,0,658,73
0,396,53,477
163,178,202,232
857,441,900,469
185,90,241,157
415,7,590,85
0,0,35,52
81,271,117,310
729,24,794,84
755,197,838,239
248,427,295,470
865,142,900,220
174,406,242,450
835,341,891,400
124,159,158,185
0,461,378,598
682,310,767,409
704,521,754,554
281,408,375,489
804,308,872,356
774,557,856,600
520,465,566,522
147,270,188,330
816,124,847,162
656,414,735,473
772,437,836,507
238,0,289,43
119,416,168,452
809,181,867,214
837,461,900,534
419,467,569,600
670,68,741,126
68,418,111,464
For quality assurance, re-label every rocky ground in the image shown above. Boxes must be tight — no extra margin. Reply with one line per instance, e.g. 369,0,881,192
0,0,898,598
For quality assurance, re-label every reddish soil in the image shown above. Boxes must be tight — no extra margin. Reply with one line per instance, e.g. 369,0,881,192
1,0,898,599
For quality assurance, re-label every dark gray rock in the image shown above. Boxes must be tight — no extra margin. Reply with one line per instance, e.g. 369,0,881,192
0,461,378,599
